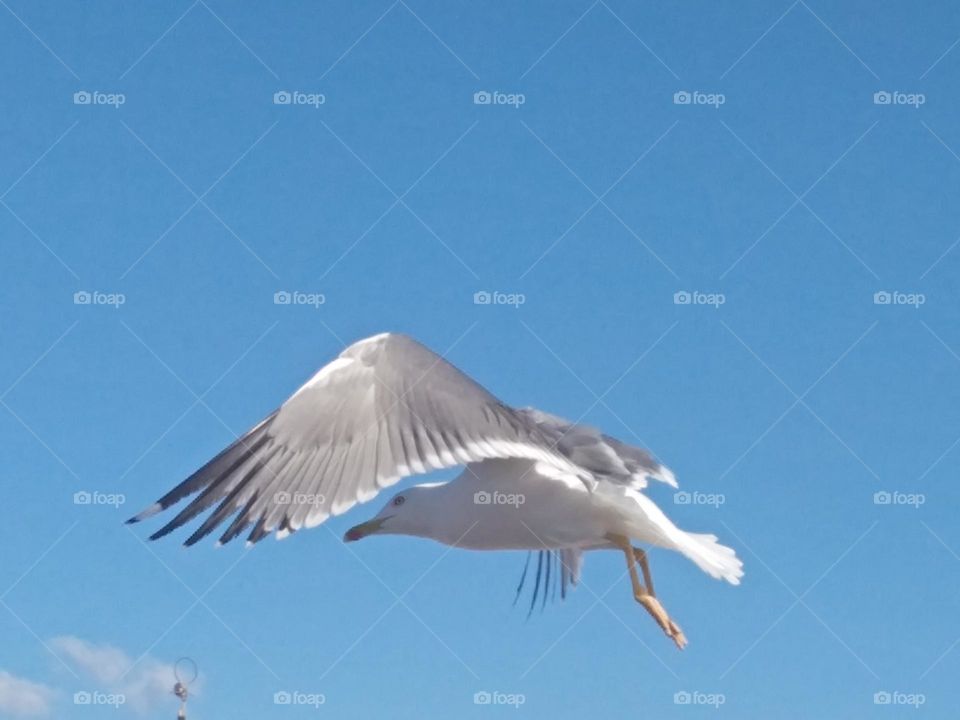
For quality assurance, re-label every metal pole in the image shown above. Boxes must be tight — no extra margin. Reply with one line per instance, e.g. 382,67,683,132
172,657,196,720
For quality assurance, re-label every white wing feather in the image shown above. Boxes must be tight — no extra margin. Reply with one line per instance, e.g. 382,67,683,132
128,333,584,545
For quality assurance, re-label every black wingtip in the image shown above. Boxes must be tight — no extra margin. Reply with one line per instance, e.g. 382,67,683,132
527,552,544,619
183,527,207,547
513,550,574,616
125,502,163,526
513,552,532,607
148,521,180,542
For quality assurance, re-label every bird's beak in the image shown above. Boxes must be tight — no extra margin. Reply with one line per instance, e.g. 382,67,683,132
343,516,388,542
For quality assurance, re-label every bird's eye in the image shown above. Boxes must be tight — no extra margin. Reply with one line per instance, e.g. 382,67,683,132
393,496,405,507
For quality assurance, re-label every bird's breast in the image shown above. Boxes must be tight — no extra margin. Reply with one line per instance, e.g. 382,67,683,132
437,459,610,550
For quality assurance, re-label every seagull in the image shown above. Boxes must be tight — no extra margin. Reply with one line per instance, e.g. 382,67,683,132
128,332,742,649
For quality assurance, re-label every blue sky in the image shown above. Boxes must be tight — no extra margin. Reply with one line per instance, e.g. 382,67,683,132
1,0,959,717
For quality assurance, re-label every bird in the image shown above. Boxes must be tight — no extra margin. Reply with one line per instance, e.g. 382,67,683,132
127,332,742,649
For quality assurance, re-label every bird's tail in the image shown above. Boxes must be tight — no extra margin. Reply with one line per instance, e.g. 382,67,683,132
675,531,743,585
614,489,744,585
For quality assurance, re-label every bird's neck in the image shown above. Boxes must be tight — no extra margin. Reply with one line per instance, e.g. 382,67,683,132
404,480,474,547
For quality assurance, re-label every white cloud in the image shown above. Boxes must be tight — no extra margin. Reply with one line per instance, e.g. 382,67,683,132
0,670,55,718
51,636,189,714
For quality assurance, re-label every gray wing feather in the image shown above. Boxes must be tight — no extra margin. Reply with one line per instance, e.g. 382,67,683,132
128,333,581,546
516,407,677,489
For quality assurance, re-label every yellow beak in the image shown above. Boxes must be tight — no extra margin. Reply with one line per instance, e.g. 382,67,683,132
343,516,388,542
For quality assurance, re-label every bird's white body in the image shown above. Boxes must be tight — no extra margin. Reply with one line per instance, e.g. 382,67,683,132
373,457,743,586
131,330,743,646
405,459,609,551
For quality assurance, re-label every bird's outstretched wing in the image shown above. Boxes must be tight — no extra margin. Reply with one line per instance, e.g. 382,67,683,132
127,333,581,546
516,408,677,489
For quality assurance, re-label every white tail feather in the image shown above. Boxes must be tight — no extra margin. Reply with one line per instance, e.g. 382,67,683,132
678,532,743,585
612,489,745,585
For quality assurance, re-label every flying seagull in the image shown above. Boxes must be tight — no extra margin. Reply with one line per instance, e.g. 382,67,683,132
128,332,742,649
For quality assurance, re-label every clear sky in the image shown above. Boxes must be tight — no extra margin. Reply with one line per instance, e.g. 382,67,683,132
1,1,959,718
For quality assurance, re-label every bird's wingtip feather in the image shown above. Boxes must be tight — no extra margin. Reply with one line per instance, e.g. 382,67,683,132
661,466,678,488
126,502,162,524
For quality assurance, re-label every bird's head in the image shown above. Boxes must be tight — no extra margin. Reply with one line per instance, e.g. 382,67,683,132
343,483,443,542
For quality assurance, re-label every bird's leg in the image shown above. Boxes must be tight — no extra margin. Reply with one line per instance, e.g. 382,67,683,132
633,546,686,647
608,534,687,649
633,547,656,596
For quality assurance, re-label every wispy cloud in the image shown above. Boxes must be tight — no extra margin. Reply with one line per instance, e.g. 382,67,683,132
0,670,55,718
51,636,190,714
